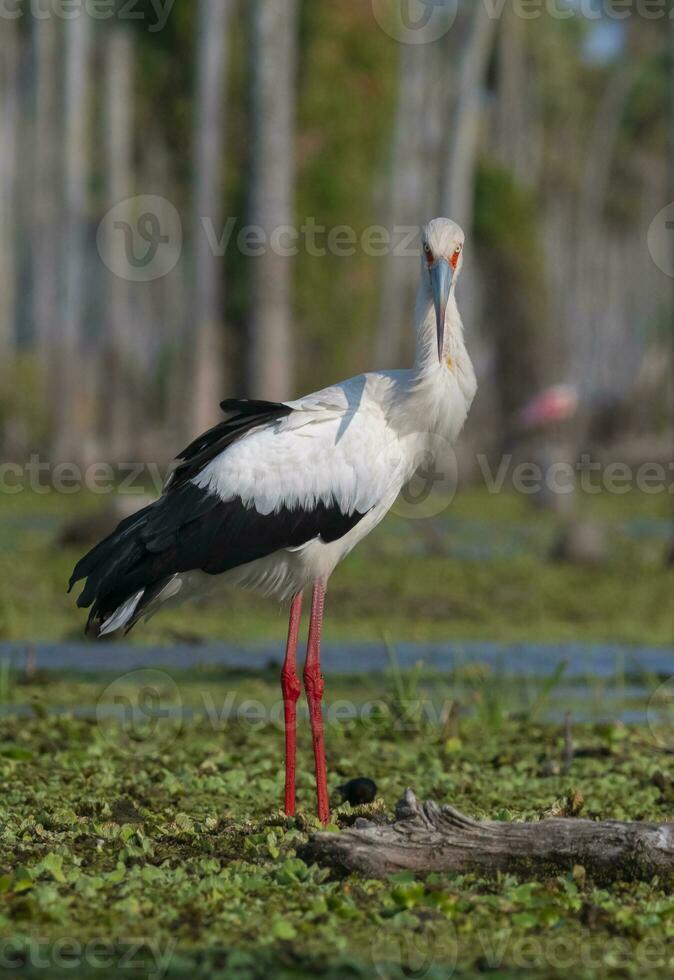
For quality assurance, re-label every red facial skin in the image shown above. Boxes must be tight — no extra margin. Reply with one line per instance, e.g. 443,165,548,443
425,246,461,270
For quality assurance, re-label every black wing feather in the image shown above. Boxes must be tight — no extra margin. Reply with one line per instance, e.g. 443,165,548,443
69,399,367,638
169,398,292,489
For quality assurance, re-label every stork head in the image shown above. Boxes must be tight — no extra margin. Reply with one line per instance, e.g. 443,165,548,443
420,218,465,362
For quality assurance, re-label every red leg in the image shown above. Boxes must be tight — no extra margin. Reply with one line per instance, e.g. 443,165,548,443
303,581,330,824
281,591,303,816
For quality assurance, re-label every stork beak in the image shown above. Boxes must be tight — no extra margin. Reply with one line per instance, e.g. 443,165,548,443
431,258,453,362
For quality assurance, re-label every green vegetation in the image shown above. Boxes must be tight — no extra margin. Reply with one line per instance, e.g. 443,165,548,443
0,486,671,646
0,668,672,979
1,488,672,977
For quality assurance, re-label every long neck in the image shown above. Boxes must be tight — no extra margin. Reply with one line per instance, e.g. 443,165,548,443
413,284,466,379
387,280,476,444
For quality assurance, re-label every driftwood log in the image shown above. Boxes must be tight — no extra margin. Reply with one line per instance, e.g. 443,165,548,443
301,790,674,883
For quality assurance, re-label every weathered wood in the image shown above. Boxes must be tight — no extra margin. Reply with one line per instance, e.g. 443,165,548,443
301,789,674,883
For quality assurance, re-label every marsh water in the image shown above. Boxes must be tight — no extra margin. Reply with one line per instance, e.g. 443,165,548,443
0,639,671,727
1,637,672,676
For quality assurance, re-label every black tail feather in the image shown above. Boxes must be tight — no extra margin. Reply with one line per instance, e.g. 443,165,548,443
68,503,155,594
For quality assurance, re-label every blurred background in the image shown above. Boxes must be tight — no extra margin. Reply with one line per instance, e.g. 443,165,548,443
0,9,672,969
0,0,671,660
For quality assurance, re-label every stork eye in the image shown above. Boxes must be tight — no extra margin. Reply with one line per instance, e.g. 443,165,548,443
423,242,433,263
455,244,462,254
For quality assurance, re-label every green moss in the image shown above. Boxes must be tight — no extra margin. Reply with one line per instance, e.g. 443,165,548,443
0,695,671,978
0,471,671,977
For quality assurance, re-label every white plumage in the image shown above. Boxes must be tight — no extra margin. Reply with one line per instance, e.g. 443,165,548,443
71,216,477,824
146,219,476,619
72,217,476,630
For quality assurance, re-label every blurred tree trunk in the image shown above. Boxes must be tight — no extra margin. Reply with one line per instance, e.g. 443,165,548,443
32,15,60,373
441,2,496,361
477,14,550,437
579,60,638,226
190,0,234,436
476,174,549,427
569,56,638,398
494,9,531,185
441,4,496,231
103,27,134,460
247,0,298,399
0,21,19,360
54,13,92,462
374,38,439,368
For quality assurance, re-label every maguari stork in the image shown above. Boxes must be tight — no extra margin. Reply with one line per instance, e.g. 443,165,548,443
70,218,477,823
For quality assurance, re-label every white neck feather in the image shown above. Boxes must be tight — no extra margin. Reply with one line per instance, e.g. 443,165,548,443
413,284,467,377
383,275,477,445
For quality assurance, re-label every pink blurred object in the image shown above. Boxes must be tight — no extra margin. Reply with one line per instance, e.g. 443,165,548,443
517,384,579,430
